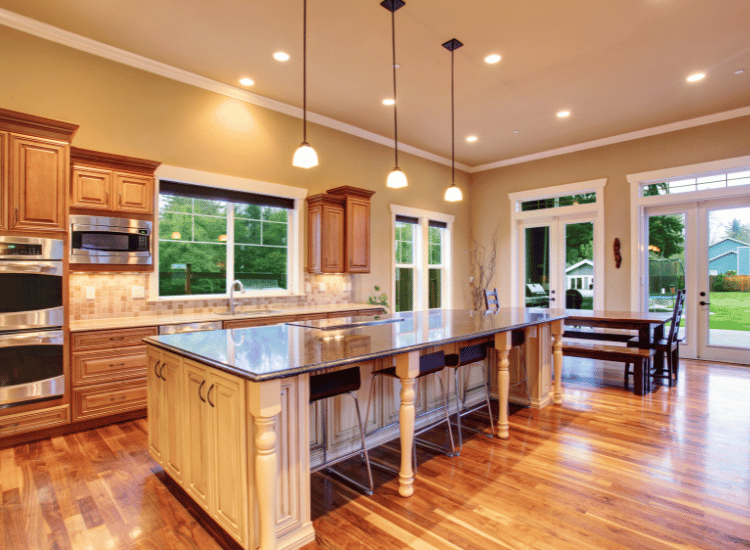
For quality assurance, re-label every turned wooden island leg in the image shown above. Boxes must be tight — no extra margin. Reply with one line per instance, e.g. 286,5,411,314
395,350,420,498
551,319,564,405
494,331,512,439
249,380,282,550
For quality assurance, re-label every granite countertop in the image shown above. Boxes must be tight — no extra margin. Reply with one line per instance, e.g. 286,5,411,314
145,308,567,382
69,303,382,332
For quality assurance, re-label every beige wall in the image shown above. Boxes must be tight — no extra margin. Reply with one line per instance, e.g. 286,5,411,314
470,115,750,310
0,27,473,310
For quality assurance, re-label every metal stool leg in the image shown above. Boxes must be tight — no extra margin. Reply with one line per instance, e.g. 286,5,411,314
453,367,463,452
436,375,456,455
349,393,374,494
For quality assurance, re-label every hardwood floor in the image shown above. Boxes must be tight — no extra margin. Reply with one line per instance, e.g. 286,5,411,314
2,358,749,549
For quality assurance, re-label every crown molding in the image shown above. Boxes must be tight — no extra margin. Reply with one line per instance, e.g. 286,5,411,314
0,8,470,172
2,7,747,175
470,106,750,173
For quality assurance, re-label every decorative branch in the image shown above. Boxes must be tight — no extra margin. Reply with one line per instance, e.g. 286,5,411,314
469,227,499,310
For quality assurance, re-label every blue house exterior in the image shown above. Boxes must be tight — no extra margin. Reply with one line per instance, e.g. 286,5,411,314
708,238,750,275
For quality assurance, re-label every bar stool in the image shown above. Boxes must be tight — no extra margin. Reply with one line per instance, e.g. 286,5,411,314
309,366,374,495
444,343,495,453
365,350,456,472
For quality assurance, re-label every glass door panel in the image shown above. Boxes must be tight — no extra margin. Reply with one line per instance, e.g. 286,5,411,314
701,204,750,361
524,226,551,307
563,221,594,310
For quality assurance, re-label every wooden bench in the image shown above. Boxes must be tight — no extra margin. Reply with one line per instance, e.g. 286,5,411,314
563,330,634,343
562,342,655,396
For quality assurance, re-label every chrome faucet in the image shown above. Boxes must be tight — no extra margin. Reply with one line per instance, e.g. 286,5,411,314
229,279,244,314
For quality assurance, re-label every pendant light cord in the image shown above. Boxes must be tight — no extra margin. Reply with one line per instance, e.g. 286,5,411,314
302,0,308,142
391,7,399,168
451,48,455,184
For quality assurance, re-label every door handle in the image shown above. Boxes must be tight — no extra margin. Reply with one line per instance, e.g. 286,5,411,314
159,363,166,380
207,384,215,407
700,301,710,306
198,380,206,403
153,361,161,378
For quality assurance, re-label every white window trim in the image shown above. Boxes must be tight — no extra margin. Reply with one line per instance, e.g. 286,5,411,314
150,164,307,301
627,154,750,312
508,178,606,308
390,204,455,311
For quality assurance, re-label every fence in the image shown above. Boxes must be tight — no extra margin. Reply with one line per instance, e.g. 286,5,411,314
710,274,750,292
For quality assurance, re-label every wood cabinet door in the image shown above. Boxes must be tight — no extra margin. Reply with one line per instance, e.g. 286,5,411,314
147,349,163,464
209,370,247,546
307,203,322,273
183,362,210,511
71,166,112,210
10,134,67,231
115,172,153,214
0,132,6,230
161,355,183,483
322,203,345,273
346,196,371,272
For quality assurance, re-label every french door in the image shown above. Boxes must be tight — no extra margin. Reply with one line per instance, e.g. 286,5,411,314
518,214,600,310
644,197,750,363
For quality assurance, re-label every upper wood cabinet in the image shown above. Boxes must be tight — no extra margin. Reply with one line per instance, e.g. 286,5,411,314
327,186,375,273
307,186,375,274
0,108,78,233
70,148,160,216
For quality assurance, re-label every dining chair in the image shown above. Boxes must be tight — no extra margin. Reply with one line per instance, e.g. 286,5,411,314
625,289,685,388
484,288,499,311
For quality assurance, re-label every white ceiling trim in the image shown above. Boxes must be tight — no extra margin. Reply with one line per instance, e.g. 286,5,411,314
2,7,749,175
471,106,750,173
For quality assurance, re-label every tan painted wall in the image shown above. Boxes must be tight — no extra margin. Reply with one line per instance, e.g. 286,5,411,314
470,115,750,310
0,27,473,309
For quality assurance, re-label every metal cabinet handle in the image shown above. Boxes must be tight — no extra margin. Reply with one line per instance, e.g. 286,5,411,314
105,190,109,204
207,384,215,407
198,380,206,403
159,363,166,380
15,207,18,226
700,301,710,306
119,192,122,206
153,361,161,378
109,395,127,402
109,363,125,368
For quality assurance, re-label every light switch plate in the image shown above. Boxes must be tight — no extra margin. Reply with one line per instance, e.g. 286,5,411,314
131,286,145,299
305,283,312,293
85,287,96,300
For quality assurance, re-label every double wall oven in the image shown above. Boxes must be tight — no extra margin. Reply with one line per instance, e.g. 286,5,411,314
0,236,64,408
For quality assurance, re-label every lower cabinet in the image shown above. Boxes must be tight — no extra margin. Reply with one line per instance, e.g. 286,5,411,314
183,360,248,546
147,348,183,483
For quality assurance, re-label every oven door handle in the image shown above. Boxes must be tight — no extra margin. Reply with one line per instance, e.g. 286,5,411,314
0,330,64,347
0,261,63,276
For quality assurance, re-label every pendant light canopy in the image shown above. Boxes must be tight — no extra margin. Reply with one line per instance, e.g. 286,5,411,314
382,0,407,189
293,0,318,168
443,38,463,202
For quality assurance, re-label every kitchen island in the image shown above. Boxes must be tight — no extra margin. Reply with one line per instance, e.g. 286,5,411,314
144,308,566,550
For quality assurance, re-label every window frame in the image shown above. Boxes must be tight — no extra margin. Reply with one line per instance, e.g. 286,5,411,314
151,164,307,301
390,204,455,311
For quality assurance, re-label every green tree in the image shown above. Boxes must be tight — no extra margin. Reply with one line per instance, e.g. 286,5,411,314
723,218,750,243
565,223,593,266
643,183,685,259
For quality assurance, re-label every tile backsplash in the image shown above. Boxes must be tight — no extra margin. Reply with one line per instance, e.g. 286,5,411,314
69,272,354,320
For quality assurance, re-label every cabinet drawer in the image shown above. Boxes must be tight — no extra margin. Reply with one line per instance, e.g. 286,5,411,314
223,316,296,329
73,379,147,421
72,345,148,385
72,327,158,351
0,405,70,437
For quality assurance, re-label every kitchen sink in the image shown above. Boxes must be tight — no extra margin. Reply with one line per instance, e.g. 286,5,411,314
215,309,283,316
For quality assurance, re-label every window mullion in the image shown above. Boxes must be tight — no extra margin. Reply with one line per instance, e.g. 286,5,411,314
227,204,235,291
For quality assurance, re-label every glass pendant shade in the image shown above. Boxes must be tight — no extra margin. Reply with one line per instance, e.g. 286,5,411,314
386,167,408,189
292,142,318,168
444,184,462,202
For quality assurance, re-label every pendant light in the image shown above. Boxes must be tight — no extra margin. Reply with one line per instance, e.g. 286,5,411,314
443,38,463,202
293,0,318,168
382,0,407,189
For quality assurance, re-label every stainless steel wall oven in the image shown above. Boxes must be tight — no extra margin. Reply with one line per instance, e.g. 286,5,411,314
0,236,65,408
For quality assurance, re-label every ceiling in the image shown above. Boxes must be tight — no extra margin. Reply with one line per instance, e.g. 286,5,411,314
1,0,748,168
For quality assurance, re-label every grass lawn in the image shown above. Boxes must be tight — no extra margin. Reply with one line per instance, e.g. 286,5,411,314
708,291,750,331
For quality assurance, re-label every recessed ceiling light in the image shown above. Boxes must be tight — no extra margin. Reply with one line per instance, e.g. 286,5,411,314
382,98,395,106
484,54,501,64
513,130,520,134
273,51,290,62
466,136,478,142
557,110,571,118
239,77,254,86
686,72,705,82
735,69,746,75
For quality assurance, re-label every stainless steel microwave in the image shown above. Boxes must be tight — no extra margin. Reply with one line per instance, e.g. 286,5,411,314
70,215,152,265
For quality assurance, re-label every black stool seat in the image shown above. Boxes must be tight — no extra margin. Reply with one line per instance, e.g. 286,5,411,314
445,344,487,367
372,350,446,379
310,367,361,403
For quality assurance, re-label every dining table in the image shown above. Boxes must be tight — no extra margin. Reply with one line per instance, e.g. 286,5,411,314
561,309,672,389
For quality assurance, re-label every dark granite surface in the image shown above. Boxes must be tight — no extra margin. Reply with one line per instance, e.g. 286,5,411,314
144,308,567,382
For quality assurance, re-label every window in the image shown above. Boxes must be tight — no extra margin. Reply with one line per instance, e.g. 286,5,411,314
641,168,750,197
156,178,298,298
391,206,454,312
